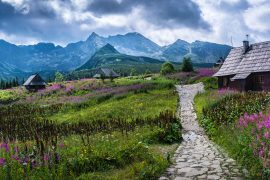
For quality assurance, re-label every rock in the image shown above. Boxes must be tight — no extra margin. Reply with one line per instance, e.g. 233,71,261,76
226,158,235,163
231,177,244,180
175,162,189,169
185,169,206,177
166,168,176,173
197,174,207,179
207,175,220,179
190,164,203,168
176,158,186,162
159,177,169,180
174,177,191,180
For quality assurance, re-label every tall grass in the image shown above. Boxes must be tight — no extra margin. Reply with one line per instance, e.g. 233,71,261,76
0,76,181,179
195,90,270,177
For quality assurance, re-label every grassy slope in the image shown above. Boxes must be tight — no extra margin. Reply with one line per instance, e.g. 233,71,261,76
53,77,179,179
66,127,179,179
0,76,181,179
50,89,177,123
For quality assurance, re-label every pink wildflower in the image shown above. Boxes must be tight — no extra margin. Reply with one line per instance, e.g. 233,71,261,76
0,158,5,166
0,143,9,152
264,131,269,139
259,149,264,157
44,154,49,162
59,142,65,149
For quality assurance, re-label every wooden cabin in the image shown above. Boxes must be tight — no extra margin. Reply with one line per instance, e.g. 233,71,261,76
214,40,270,91
23,74,46,91
93,68,120,79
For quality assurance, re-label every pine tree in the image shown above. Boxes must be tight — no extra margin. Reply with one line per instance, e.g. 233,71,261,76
182,57,194,72
55,72,64,82
0,79,3,89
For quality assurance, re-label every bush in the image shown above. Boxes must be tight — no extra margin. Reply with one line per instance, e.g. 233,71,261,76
195,77,218,90
181,57,193,72
202,92,270,126
154,122,182,144
55,72,64,82
160,62,175,75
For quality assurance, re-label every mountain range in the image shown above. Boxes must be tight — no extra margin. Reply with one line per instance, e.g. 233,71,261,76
0,32,232,79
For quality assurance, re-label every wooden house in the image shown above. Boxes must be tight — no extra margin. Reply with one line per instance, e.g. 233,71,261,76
214,40,270,91
23,74,46,91
93,68,120,79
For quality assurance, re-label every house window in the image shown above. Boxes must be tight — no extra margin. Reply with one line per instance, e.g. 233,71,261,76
254,75,264,85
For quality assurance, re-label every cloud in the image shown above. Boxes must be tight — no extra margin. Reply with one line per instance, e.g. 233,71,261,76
1,0,29,14
0,0,269,47
194,0,270,46
0,0,211,46
0,0,93,44
87,0,211,30
244,1,270,33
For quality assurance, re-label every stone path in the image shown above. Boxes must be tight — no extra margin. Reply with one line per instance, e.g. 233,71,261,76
160,83,248,180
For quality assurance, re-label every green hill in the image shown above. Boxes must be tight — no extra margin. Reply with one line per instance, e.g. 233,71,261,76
76,44,176,75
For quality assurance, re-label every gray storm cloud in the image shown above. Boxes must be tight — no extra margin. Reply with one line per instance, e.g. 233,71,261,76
0,0,269,46
0,0,211,44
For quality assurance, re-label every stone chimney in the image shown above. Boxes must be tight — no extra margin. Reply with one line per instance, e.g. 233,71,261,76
243,40,249,53
243,34,250,53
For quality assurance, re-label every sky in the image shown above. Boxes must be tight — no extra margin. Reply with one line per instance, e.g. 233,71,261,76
0,0,269,47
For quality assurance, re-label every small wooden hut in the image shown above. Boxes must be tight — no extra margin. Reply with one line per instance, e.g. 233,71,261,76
23,74,46,91
93,68,120,79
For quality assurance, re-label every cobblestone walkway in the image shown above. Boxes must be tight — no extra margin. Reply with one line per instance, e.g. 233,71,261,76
160,83,248,180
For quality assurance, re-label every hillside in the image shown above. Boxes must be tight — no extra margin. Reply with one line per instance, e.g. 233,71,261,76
0,61,26,80
76,44,170,75
0,75,181,179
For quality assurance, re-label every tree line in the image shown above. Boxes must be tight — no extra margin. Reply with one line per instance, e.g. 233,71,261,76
160,57,193,75
0,78,20,89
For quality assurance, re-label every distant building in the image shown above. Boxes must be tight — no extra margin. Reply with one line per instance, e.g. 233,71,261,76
214,40,270,91
93,68,120,79
23,74,46,91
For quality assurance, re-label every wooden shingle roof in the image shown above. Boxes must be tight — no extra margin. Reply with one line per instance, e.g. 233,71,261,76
231,72,251,80
214,41,270,77
23,74,46,86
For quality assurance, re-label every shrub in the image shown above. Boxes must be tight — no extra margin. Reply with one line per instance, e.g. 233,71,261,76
181,57,193,72
160,62,175,75
154,122,182,144
202,92,270,126
196,77,218,90
55,72,64,82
